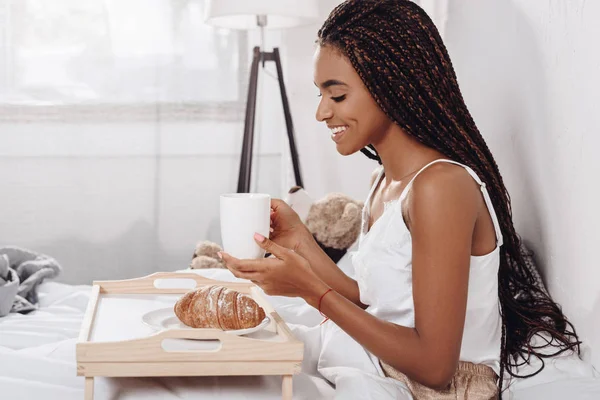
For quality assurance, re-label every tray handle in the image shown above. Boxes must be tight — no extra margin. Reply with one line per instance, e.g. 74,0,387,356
77,326,304,363
156,327,233,341
94,272,253,294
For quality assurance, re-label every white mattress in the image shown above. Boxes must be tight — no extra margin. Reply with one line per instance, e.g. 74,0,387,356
0,267,598,400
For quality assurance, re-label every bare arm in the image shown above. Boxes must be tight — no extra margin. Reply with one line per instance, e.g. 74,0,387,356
298,235,366,308
305,167,480,388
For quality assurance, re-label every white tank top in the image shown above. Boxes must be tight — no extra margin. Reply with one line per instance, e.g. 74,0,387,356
354,159,503,374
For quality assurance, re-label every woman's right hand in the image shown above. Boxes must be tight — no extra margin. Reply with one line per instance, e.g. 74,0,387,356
269,199,364,308
269,198,314,254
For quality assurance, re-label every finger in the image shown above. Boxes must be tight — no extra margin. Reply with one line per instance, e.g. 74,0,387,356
226,265,262,281
253,233,291,260
271,198,285,207
262,285,274,296
270,198,288,213
218,251,276,272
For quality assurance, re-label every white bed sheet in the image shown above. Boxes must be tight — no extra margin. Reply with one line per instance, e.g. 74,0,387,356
1,266,599,400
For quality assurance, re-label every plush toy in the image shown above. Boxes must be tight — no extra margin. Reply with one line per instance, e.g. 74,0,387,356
286,187,363,263
190,241,226,269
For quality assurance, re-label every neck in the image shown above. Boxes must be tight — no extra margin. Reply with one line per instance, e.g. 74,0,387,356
372,125,445,182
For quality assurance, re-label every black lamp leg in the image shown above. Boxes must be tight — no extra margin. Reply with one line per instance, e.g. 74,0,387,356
272,48,304,189
237,46,304,193
237,46,261,193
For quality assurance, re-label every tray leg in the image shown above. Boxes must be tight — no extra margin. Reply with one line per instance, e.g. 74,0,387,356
282,375,293,400
85,377,94,400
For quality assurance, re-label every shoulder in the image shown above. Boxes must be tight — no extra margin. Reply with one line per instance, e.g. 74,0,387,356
406,162,480,226
413,162,478,196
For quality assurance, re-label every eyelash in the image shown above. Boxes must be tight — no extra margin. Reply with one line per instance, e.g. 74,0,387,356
317,94,346,103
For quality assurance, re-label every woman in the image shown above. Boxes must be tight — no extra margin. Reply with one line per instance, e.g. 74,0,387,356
218,1,580,398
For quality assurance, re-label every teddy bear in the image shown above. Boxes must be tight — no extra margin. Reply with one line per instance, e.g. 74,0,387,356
190,241,226,269
287,186,363,263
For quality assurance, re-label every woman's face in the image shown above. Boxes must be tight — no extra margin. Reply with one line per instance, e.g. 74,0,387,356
313,45,393,155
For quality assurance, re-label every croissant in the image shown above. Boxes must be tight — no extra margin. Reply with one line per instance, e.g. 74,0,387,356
174,285,266,330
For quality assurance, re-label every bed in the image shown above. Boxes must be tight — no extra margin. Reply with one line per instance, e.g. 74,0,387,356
1,256,599,400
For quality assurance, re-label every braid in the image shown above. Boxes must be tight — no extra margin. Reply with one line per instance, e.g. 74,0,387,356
318,1,580,396
361,144,382,164
499,317,507,395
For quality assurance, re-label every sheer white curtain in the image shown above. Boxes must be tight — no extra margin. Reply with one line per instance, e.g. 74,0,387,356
0,0,287,283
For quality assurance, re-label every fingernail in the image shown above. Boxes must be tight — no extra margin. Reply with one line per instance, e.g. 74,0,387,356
254,233,266,243
269,227,274,233
217,252,223,259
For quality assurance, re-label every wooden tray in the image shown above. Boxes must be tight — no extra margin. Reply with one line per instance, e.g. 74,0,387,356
76,272,304,400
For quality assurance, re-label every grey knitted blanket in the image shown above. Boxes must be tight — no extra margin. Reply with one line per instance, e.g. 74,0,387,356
0,246,62,315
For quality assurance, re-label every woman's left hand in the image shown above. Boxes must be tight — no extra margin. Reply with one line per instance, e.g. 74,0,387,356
218,233,329,303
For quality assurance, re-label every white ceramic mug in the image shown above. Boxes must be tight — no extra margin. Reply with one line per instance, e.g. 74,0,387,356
220,193,271,259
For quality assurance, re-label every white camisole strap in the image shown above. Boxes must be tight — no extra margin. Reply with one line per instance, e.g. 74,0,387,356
362,166,385,223
399,159,504,247
366,166,385,206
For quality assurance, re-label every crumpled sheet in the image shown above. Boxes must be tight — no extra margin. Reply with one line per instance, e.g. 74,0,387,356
0,246,62,314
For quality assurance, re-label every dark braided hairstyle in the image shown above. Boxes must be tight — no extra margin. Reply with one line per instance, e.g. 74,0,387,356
318,0,581,396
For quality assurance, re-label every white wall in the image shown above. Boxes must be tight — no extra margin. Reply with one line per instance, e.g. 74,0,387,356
284,0,600,369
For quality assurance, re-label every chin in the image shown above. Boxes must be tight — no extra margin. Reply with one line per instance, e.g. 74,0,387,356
336,142,361,156
335,144,354,156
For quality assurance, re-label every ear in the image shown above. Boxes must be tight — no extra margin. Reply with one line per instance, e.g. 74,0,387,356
193,241,223,260
329,201,363,250
341,202,361,223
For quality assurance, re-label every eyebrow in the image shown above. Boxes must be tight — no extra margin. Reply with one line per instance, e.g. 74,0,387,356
315,79,348,89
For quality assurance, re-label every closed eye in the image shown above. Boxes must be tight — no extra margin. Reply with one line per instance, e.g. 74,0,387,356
332,95,346,103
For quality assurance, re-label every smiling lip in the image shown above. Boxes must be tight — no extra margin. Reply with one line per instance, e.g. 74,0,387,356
329,125,348,143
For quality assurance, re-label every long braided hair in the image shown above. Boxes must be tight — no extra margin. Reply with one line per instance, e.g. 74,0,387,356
318,0,581,395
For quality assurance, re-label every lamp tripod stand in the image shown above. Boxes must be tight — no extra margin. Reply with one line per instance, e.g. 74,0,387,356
237,46,304,193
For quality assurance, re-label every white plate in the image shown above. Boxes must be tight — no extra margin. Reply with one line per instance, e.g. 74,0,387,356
141,307,271,336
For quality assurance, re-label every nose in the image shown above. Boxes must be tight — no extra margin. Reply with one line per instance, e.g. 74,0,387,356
315,97,333,122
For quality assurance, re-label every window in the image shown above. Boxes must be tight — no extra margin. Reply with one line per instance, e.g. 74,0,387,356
0,0,248,122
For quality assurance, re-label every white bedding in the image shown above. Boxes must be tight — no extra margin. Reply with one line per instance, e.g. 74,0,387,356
1,266,599,400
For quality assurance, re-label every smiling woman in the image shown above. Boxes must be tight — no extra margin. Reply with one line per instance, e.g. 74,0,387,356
219,1,582,399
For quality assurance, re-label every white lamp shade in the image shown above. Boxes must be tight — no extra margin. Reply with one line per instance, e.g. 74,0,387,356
204,0,320,30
